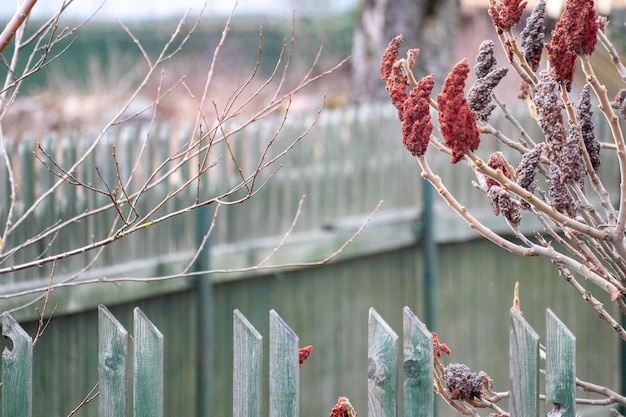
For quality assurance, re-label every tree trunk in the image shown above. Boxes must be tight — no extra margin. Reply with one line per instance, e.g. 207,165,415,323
351,0,460,103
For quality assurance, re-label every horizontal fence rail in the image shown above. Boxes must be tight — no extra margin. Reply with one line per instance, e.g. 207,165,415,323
1,308,579,416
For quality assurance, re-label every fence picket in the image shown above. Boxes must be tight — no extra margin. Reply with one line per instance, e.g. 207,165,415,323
545,309,576,417
509,308,540,417
402,307,433,417
1,312,32,417
98,304,129,417
233,309,263,417
133,307,164,417
269,309,299,417
0,304,588,417
368,308,399,417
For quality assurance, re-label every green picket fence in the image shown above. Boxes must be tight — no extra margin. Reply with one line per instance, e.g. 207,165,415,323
1,305,576,417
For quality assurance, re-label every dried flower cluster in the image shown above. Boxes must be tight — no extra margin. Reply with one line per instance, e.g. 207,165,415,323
380,36,434,156
546,0,598,90
560,126,585,186
577,85,601,171
485,152,514,190
468,41,509,121
380,35,421,122
433,332,451,358
534,70,567,163
533,69,587,214
474,40,498,79
380,35,402,82
516,143,544,209
488,0,527,34
329,397,357,417
381,41,487,162
548,164,577,217
488,187,522,225
402,75,435,156
380,1,626,416
486,153,521,225
520,0,545,72
299,345,313,367
443,363,490,401
438,59,481,164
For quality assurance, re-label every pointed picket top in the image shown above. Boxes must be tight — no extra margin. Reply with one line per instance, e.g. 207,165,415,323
98,304,129,417
368,308,399,417
545,309,576,417
509,308,540,417
402,307,433,417
133,307,164,417
233,309,263,417
269,309,299,417
2,312,32,417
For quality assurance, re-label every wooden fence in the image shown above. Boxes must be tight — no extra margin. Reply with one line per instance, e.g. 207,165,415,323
2,304,580,417
0,102,621,320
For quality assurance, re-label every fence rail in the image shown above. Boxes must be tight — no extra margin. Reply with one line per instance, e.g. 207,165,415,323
2,305,579,417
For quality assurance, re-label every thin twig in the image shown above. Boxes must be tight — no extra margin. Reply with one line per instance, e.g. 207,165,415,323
1,200,383,299
66,383,99,417
32,261,57,348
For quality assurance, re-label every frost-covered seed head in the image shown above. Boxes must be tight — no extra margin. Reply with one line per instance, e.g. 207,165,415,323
520,0,546,72
468,67,508,121
444,363,488,401
534,70,566,163
516,143,544,209
548,164,577,217
488,186,522,226
474,40,497,79
576,84,601,172
560,126,585,187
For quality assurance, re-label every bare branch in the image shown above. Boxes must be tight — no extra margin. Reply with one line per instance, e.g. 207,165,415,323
0,0,38,54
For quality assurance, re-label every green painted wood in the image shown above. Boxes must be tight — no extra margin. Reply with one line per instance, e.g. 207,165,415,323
98,304,129,417
269,309,299,417
18,139,35,210
233,309,263,417
1,312,32,417
402,306,433,417
368,307,398,417
509,308,540,417
545,309,576,417
133,307,164,417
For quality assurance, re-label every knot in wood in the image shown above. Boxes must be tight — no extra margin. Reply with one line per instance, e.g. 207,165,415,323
368,357,388,384
403,359,420,378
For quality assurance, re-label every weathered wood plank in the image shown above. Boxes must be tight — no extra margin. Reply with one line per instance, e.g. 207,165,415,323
1,312,32,417
233,309,263,417
368,308,399,417
133,307,164,417
269,309,299,417
98,304,129,417
545,309,576,417
509,308,540,417
402,306,433,417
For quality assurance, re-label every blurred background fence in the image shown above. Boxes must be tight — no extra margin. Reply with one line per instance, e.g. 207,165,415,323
0,103,621,417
